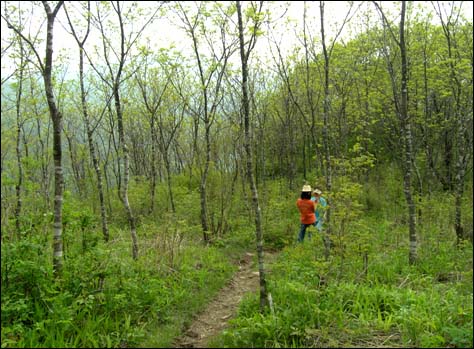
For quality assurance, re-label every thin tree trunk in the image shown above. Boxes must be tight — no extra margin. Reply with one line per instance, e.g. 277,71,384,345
303,4,320,176
21,65,52,214
150,116,157,214
65,2,110,241
65,131,83,196
81,57,110,242
43,1,66,276
164,154,176,213
199,89,211,244
320,1,333,260
134,61,171,215
89,1,139,257
236,0,269,312
14,46,25,236
374,0,417,264
398,2,417,264
177,2,232,242
114,83,138,259
433,1,472,244
90,1,161,259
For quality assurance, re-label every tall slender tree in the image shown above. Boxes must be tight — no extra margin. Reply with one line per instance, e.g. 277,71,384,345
432,1,473,244
64,1,110,242
175,2,237,243
236,0,269,312
3,1,65,276
319,0,354,259
374,0,418,264
13,34,26,236
134,55,172,213
86,1,162,259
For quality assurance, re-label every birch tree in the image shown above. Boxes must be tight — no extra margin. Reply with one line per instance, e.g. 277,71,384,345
319,0,354,259
87,1,162,259
175,1,237,243
2,0,65,276
12,32,26,236
236,0,269,312
432,1,473,244
64,1,110,241
374,0,418,264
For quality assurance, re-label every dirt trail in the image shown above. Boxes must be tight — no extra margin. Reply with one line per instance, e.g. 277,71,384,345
173,250,278,348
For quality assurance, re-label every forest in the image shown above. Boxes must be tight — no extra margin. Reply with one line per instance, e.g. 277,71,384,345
1,1,473,348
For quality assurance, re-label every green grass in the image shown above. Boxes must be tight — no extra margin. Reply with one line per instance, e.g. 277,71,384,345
1,221,243,348
1,177,472,348
213,208,473,348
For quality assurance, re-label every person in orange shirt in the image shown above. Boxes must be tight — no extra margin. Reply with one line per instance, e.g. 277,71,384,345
296,184,316,242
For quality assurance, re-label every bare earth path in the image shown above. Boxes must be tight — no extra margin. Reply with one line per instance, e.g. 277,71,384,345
173,250,278,348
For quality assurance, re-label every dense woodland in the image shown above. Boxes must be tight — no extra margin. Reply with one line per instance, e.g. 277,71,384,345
1,1,473,348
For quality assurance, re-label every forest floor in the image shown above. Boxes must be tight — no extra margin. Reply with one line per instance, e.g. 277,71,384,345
172,250,279,348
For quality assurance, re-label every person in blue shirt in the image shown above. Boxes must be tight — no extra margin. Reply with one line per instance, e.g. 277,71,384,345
311,189,327,232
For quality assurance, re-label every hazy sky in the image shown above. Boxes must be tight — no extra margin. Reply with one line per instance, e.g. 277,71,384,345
1,1,473,79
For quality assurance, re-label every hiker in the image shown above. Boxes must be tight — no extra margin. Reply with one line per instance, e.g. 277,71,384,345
296,184,316,242
311,188,327,232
